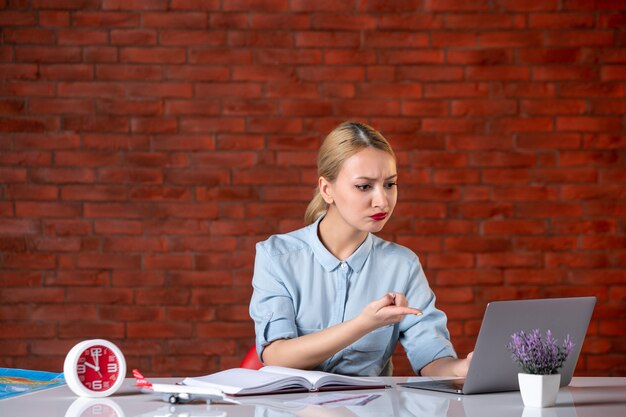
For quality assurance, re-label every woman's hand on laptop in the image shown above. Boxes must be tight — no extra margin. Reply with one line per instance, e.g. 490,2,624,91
420,351,474,377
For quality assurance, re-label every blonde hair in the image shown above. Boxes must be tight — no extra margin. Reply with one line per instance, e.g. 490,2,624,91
304,121,396,225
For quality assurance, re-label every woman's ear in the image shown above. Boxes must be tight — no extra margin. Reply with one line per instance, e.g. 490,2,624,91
318,176,334,205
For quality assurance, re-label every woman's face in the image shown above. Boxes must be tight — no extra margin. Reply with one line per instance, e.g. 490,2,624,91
322,147,398,234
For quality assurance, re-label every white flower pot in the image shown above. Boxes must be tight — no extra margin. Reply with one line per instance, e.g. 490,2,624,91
518,373,561,408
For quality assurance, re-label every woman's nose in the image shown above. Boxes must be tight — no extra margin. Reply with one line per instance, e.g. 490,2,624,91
372,186,388,209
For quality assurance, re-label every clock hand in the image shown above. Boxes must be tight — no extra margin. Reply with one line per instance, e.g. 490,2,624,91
84,361,103,377
93,350,100,369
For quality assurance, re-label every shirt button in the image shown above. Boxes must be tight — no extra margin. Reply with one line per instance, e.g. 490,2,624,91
340,262,346,269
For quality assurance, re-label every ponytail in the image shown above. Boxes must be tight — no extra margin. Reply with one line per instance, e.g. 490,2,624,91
304,189,327,225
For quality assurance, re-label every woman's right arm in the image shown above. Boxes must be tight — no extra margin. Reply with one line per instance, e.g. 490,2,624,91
262,293,422,369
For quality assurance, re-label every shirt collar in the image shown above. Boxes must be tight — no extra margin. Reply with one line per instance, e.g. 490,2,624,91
307,213,373,273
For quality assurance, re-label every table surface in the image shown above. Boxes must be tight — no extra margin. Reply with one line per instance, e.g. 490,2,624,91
1,376,625,417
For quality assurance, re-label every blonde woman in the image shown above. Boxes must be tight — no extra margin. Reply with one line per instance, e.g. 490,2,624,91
249,121,472,377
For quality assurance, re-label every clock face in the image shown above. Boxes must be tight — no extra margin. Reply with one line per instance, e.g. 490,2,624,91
64,339,126,397
76,344,121,392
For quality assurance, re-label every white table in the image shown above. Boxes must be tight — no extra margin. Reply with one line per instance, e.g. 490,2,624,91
1,377,625,417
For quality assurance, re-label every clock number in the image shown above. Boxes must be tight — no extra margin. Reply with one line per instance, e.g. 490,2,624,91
90,347,102,357
77,364,86,374
91,380,102,390
107,363,118,373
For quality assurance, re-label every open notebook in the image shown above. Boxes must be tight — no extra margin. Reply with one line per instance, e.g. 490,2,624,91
182,366,387,396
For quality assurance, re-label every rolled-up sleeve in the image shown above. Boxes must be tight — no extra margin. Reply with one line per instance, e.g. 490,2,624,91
399,258,457,373
249,241,297,361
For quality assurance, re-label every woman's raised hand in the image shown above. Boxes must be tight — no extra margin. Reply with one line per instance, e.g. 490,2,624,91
356,292,422,332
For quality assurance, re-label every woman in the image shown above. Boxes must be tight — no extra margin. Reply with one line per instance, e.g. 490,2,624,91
249,121,472,377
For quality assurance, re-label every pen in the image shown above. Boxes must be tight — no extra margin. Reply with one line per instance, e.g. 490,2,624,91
356,394,380,405
317,394,370,406
388,292,396,305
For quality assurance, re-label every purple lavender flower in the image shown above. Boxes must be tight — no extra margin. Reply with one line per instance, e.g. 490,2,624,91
507,329,574,375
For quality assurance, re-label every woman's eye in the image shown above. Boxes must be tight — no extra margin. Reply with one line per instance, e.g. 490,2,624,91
356,184,371,191
385,182,398,189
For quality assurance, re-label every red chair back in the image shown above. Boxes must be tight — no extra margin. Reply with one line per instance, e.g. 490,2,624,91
240,346,263,370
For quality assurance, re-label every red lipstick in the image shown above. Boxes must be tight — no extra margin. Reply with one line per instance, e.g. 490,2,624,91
370,212,387,221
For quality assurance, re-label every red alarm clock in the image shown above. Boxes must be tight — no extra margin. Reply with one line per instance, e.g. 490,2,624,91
64,339,126,398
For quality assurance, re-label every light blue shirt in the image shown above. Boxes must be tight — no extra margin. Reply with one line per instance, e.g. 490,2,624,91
249,215,456,376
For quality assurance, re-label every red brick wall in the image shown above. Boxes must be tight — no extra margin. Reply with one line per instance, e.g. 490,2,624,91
1,1,624,377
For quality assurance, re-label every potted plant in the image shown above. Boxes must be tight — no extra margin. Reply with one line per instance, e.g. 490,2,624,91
507,329,574,408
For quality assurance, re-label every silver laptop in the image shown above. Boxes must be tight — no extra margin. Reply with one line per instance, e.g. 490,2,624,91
399,296,596,395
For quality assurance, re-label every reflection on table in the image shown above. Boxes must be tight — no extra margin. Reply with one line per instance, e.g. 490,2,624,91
0,377,624,417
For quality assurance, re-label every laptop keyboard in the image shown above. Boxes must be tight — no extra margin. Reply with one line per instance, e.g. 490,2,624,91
399,378,465,393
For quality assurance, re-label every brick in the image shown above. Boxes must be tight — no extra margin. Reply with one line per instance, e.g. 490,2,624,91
295,31,360,48
492,117,553,133
445,13,525,29
16,46,82,63
170,0,220,10
38,11,70,26
433,31,478,47
96,64,163,81
557,116,623,132
0,117,60,132
197,322,253,338
560,150,622,166
561,82,624,98
365,31,430,48
210,12,248,28
378,14,441,30
100,306,164,321
256,51,321,69
380,50,444,65
189,48,253,65
232,65,296,81
531,168,597,183
480,32,544,48
102,0,168,10
15,202,81,218
477,253,543,268
120,47,186,64
495,186,560,201
43,220,91,236
192,152,257,168
75,254,140,270
250,13,310,30
0,323,56,339
143,12,208,29
553,220,616,235
546,31,615,47
3,28,56,45
166,66,228,81
94,220,142,235
97,99,163,116
59,322,126,339
57,29,108,45
470,66,531,81
451,99,517,116
46,271,110,287
0,11,36,26
228,31,293,47
529,13,594,28
0,64,39,80
110,29,157,45
424,82,489,98
135,287,191,304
